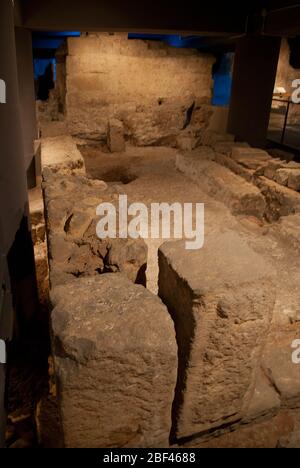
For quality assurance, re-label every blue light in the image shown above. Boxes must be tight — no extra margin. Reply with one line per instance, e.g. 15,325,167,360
212,53,233,107
34,58,56,81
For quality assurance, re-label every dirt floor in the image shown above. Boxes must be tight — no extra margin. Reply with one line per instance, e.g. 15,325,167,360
80,144,300,328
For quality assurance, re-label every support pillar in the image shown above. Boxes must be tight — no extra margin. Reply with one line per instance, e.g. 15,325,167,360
15,27,38,188
0,0,38,447
228,35,281,147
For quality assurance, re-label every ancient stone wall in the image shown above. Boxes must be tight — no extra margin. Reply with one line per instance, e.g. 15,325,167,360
65,33,214,145
274,38,300,125
275,39,299,95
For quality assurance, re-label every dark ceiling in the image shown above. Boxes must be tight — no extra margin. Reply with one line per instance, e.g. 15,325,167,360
14,1,300,37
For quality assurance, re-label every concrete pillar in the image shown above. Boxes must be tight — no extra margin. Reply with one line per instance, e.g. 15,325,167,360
0,0,31,448
15,27,38,189
0,0,28,253
228,36,281,147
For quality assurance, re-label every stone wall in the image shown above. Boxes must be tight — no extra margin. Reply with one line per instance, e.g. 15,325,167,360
65,33,214,145
275,39,299,95
274,38,300,125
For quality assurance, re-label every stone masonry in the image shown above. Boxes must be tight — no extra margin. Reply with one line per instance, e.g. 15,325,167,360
43,169,148,287
65,33,214,145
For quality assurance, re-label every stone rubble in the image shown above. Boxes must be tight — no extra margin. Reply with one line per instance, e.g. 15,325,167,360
42,169,148,287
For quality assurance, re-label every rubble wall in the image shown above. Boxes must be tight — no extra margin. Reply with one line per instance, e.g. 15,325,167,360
65,33,214,145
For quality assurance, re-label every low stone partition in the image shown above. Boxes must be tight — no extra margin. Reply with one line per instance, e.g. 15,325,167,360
41,135,86,175
176,149,266,219
158,232,276,441
177,131,300,223
42,169,147,287
51,274,177,448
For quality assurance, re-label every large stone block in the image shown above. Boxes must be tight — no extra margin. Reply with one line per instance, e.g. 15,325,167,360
158,232,276,440
51,274,177,448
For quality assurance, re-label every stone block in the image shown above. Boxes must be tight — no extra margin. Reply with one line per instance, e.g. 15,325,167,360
274,168,290,187
29,197,44,226
213,152,254,183
213,141,249,157
158,233,276,440
107,118,125,153
176,135,197,151
41,135,86,175
31,223,46,244
288,169,300,191
201,130,235,147
182,411,294,448
262,344,300,407
51,274,177,448
255,176,300,222
272,214,300,255
263,159,285,180
231,147,271,170
34,242,49,307
243,370,281,424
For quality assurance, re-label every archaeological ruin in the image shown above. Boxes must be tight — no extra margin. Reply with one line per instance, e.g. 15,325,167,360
2,0,300,451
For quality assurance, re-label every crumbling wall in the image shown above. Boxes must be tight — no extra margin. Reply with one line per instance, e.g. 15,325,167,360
274,38,300,125
65,33,214,145
275,39,299,95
